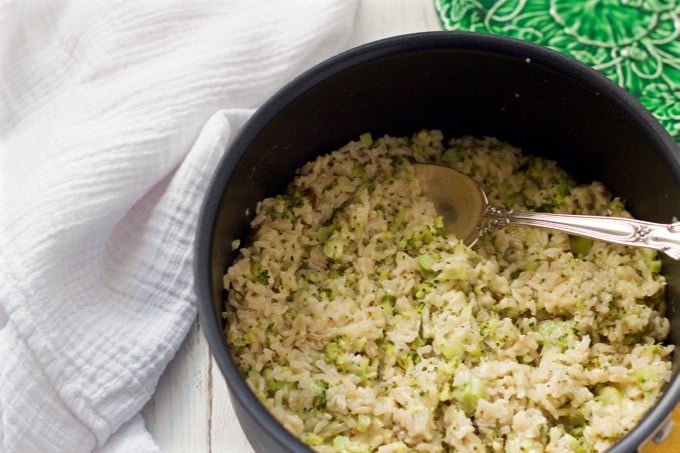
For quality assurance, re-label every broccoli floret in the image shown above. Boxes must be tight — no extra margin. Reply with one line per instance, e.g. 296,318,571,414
324,342,341,363
266,379,294,397
312,226,333,244
548,179,573,209
453,378,487,415
396,352,421,371
570,236,593,257
338,353,376,380
359,132,373,147
538,320,573,352
312,380,329,409
248,260,269,285
639,248,662,273
323,236,344,259
381,340,397,366
596,386,623,405
437,263,468,281
413,282,435,299
381,295,396,315
277,188,305,223
332,435,370,453
633,366,659,391
436,338,465,360
561,411,587,438
301,433,325,447
318,286,336,300
417,252,437,273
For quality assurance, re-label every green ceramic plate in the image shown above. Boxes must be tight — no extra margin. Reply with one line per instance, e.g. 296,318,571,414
435,0,680,141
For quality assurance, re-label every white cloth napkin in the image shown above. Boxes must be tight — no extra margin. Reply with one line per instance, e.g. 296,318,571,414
0,1,358,451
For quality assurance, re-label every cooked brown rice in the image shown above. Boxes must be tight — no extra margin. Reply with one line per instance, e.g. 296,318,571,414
224,131,672,453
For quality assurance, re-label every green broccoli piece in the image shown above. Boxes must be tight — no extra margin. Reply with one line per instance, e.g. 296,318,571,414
248,260,269,285
438,338,465,360
324,342,341,363
312,380,329,409
433,215,444,229
453,378,487,415
301,433,325,446
266,379,294,397
338,354,375,380
417,252,437,273
396,352,421,371
639,248,662,273
596,386,623,405
380,295,396,315
538,320,573,352
359,132,373,147
570,236,593,257
332,435,370,453
633,366,659,390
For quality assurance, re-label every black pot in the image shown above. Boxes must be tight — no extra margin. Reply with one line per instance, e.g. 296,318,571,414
195,32,680,452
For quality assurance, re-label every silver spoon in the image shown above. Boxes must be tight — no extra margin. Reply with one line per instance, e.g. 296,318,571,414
414,163,680,260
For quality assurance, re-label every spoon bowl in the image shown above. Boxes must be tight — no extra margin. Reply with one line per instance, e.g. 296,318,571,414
414,163,488,245
414,163,680,259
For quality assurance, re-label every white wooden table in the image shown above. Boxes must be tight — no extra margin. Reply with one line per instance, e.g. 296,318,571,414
141,1,440,451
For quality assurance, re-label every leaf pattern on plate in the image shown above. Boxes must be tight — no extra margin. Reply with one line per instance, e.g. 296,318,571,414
434,0,680,141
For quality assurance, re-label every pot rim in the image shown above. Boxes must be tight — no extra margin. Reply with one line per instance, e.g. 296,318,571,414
196,31,680,452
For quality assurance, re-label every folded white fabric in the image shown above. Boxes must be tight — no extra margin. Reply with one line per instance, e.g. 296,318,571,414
0,1,358,452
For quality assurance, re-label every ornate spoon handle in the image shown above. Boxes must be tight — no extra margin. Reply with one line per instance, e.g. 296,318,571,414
481,207,680,260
